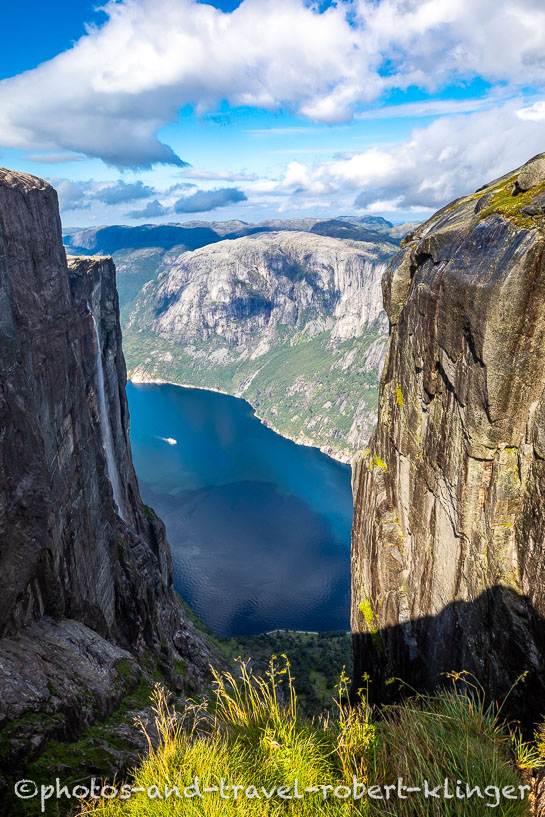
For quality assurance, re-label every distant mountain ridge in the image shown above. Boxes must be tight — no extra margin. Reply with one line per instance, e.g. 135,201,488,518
63,214,412,256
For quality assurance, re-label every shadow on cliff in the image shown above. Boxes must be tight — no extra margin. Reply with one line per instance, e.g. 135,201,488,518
351,585,545,733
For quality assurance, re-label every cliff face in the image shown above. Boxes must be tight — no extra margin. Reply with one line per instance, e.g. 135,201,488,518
124,231,393,460
351,154,545,720
0,168,215,780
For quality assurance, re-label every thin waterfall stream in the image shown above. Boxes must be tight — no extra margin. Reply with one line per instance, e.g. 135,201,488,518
90,309,125,520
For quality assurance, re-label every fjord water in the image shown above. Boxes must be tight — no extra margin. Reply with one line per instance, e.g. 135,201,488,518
127,382,353,637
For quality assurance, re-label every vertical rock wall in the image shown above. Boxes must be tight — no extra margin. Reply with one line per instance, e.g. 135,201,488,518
351,155,545,722
0,168,216,781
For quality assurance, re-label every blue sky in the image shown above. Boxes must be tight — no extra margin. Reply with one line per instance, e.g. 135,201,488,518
1,0,544,226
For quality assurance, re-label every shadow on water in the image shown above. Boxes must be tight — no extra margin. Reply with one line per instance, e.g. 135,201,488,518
351,585,545,732
127,380,353,639
144,479,350,637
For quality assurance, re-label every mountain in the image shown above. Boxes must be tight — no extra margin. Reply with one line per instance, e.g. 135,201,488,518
337,215,394,230
123,230,395,461
351,153,545,724
63,216,408,258
0,168,217,794
63,216,412,316
310,219,400,244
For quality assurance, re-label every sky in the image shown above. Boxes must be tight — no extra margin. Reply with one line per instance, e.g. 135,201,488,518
1,0,545,226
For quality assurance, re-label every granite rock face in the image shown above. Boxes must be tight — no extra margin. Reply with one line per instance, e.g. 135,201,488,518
0,168,216,785
351,155,545,722
124,231,394,460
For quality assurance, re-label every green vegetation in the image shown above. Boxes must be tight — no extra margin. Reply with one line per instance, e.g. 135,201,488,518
472,175,545,229
140,503,156,522
433,172,545,232
123,322,384,460
32,665,148,745
0,657,157,816
113,248,170,321
77,662,536,817
404,171,545,240
357,601,383,654
221,630,352,716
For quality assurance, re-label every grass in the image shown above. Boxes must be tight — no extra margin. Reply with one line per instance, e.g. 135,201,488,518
76,660,534,817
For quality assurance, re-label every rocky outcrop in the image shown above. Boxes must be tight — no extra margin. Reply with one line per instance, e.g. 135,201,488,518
124,231,394,460
351,154,545,724
0,168,216,789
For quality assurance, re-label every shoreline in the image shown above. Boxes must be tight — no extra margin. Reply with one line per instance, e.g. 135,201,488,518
128,374,353,466
264,629,351,636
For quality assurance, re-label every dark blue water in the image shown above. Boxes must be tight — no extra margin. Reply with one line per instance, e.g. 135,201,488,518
126,382,353,638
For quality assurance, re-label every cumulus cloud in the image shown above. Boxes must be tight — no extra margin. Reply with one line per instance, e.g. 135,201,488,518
52,178,94,210
516,100,545,121
173,187,247,213
49,176,251,219
93,179,155,204
50,177,162,211
258,102,545,212
1,0,545,167
127,199,169,218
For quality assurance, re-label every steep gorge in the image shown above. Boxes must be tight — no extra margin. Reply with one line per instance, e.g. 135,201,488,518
351,154,545,723
0,168,216,791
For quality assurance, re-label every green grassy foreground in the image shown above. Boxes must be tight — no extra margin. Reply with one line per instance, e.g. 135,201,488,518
77,660,539,817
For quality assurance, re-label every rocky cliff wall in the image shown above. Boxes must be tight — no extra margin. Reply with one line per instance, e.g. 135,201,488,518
124,231,393,460
0,168,216,785
351,154,545,723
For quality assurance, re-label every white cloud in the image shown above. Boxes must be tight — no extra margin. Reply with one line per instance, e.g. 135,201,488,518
173,187,247,212
93,180,155,204
1,0,545,167
52,179,94,210
50,177,159,211
24,153,87,164
48,98,545,219
517,100,545,121
263,102,545,211
181,168,257,181
355,96,507,120
127,199,169,218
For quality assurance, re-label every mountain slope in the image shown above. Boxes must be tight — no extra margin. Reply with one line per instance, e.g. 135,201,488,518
123,230,394,460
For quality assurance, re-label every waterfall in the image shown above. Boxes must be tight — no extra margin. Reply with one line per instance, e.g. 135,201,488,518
90,309,126,520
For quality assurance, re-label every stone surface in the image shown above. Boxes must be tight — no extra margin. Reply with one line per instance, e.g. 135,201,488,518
0,168,217,790
124,231,395,460
516,153,545,192
351,157,545,725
